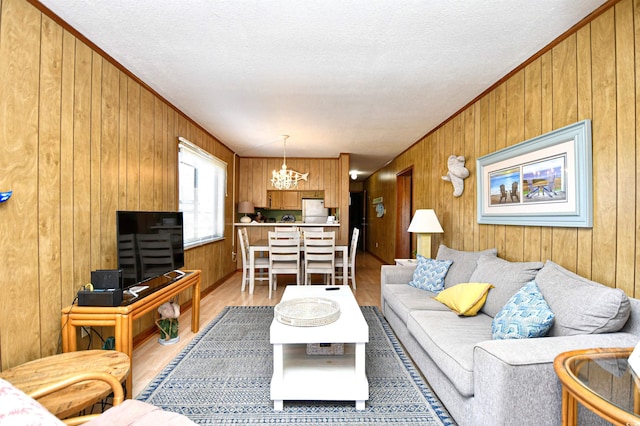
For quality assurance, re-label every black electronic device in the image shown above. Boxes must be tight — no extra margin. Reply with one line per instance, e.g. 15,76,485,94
78,289,123,307
116,211,185,287
91,269,123,290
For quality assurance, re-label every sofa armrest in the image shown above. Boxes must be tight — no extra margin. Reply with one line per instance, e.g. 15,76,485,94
475,332,639,366
472,333,639,425
380,264,416,286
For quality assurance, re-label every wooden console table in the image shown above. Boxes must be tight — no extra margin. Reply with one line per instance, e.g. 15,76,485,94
61,270,201,395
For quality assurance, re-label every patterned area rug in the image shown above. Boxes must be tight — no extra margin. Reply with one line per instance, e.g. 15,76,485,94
137,306,455,425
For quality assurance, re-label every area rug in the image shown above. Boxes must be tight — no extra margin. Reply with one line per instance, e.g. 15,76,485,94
137,306,455,425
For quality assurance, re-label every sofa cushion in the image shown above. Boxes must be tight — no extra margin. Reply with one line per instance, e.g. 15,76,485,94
407,310,494,397
435,244,498,288
470,256,544,317
408,255,453,293
382,284,451,324
433,283,494,316
536,260,631,336
492,281,555,339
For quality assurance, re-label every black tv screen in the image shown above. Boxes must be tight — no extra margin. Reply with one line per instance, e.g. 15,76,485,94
116,211,185,286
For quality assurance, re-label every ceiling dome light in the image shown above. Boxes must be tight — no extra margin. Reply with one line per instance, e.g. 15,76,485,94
350,171,358,180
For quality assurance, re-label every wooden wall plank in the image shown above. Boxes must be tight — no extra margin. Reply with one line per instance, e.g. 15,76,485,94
615,0,636,295
539,51,554,262
462,106,475,251
153,97,164,211
126,80,141,210
635,0,640,298
591,8,618,287
100,61,120,268
38,13,63,357
90,52,102,270
551,34,579,272
139,88,154,209
472,102,482,250
118,72,128,209
493,83,507,256
59,30,76,307
523,58,543,262
576,24,594,280
0,0,42,368
72,41,93,292
505,71,525,262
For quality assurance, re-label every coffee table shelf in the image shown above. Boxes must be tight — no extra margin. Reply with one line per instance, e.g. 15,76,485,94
270,286,369,410
272,343,368,404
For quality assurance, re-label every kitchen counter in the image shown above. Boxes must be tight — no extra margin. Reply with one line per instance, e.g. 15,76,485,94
235,222,339,227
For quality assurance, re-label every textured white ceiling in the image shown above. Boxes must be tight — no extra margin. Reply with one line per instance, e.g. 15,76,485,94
38,0,607,179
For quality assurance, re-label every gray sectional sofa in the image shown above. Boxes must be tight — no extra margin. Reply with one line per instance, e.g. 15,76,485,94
381,245,640,426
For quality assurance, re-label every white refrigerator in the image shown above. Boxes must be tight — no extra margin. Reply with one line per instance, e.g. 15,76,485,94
302,199,329,224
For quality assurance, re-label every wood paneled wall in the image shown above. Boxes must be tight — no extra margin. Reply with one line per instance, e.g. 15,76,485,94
366,0,638,296
0,0,236,369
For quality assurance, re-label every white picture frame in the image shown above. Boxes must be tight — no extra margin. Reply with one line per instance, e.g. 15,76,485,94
476,120,592,227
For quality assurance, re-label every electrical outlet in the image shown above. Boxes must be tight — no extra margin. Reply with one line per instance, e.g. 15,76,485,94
81,326,90,338
375,242,379,248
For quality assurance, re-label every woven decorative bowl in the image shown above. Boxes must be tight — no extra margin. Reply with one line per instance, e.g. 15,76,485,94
275,297,341,327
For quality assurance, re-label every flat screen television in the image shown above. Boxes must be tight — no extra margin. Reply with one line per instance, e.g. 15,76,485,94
116,210,185,287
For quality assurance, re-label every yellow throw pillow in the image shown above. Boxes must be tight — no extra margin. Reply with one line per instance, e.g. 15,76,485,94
433,283,494,316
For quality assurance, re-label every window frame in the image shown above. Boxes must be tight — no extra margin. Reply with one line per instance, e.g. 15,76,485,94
178,137,227,249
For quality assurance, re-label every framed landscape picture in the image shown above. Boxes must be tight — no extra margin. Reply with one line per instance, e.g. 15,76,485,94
477,119,592,227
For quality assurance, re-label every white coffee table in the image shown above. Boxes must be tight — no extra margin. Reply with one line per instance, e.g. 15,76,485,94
270,285,369,410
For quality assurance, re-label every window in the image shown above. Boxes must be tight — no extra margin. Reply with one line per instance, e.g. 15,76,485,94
178,137,227,248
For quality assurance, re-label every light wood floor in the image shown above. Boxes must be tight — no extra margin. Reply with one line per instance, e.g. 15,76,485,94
131,252,384,397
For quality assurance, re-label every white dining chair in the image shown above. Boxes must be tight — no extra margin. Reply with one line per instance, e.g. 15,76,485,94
237,228,269,292
275,226,299,232
335,227,359,289
268,231,301,298
302,226,324,232
303,231,336,286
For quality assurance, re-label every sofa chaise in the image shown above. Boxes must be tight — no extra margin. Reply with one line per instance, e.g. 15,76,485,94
381,245,640,425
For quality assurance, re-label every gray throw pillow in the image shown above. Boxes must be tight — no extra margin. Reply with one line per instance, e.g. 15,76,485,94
435,244,497,288
470,255,543,317
536,260,631,336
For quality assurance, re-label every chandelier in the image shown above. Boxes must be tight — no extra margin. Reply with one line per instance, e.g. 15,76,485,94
271,135,308,190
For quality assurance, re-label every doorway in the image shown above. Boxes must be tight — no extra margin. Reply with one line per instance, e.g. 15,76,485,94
349,191,365,251
395,168,413,259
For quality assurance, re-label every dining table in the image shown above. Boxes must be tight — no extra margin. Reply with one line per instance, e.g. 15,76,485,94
248,238,349,294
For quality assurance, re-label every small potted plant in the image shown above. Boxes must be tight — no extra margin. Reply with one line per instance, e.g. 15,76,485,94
156,301,180,345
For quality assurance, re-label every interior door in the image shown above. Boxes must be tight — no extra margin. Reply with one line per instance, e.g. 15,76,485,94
395,168,413,259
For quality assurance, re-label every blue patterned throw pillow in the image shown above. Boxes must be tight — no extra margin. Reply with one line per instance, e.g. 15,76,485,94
408,255,453,293
492,280,555,340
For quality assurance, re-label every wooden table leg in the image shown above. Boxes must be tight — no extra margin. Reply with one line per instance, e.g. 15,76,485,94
61,314,77,352
114,313,133,398
191,277,200,333
562,386,578,426
249,248,256,294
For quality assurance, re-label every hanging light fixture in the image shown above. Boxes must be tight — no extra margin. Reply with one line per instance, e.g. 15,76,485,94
271,135,309,190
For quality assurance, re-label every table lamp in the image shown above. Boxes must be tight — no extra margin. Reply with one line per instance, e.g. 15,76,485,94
407,209,444,259
238,201,255,223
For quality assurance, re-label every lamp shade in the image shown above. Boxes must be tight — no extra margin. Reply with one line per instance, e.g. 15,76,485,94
238,201,255,214
407,209,444,233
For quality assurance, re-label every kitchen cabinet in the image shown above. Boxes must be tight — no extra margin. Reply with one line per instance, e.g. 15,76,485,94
299,190,324,199
267,190,301,210
238,158,268,207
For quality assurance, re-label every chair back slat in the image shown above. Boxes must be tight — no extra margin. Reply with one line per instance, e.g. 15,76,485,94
267,230,301,297
303,231,335,285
